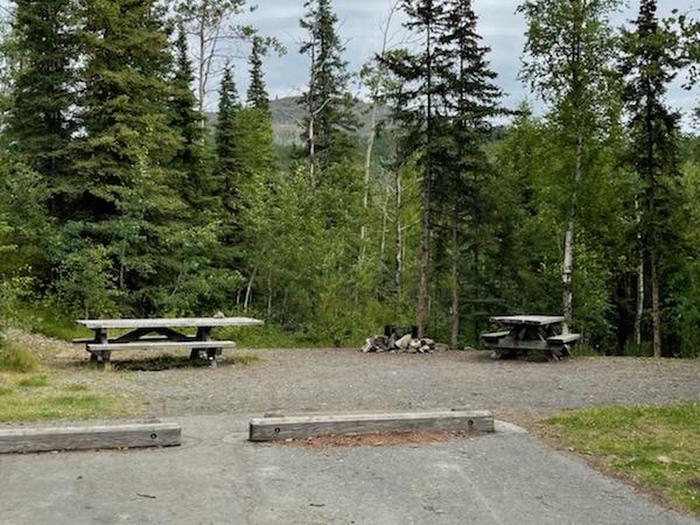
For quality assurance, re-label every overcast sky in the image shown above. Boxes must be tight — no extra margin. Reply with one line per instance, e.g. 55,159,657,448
232,0,697,127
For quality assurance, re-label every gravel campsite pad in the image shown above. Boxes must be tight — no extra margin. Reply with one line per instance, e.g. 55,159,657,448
13,330,699,423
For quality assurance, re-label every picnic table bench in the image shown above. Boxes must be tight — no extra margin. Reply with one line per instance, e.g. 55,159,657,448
481,315,581,362
75,317,264,369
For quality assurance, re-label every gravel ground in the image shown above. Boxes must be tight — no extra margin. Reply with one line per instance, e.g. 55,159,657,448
13,329,698,422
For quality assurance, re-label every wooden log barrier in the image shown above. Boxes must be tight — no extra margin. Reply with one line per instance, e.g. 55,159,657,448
249,410,495,442
0,422,181,454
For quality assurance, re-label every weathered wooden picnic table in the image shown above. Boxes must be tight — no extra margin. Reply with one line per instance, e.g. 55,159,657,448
75,317,264,369
481,315,581,361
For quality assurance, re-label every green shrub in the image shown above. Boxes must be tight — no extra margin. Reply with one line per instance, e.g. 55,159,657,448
0,343,39,372
14,302,91,341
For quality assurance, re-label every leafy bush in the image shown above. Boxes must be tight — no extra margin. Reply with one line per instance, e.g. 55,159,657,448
54,244,121,319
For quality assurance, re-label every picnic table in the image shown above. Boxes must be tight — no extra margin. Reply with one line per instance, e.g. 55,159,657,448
75,317,264,369
480,315,581,362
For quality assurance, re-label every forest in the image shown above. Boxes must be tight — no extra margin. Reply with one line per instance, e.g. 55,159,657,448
0,0,698,357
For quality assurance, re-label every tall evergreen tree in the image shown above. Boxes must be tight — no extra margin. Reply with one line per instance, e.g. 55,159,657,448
384,0,445,337
437,0,503,348
238,38,277,177
170,23,213,209
247,35,269,112
620,0,684,358
6,0,75,220
215,63,244,260
69,0,184,315
299,0,357,181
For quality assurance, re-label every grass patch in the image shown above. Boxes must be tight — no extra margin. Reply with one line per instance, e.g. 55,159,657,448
0,393,132,423
0,386,13,396
234,353,264,366
63,384,89,392
17,374,50,387
0,342,39,372
545,404,700,516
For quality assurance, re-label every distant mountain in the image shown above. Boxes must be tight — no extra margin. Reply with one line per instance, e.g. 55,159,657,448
205,96,386,147
270,96,390,146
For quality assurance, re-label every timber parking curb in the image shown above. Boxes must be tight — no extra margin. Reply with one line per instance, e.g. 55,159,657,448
249,409,496,442
0,422,181,454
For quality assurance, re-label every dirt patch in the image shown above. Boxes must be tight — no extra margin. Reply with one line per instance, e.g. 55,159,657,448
282,430,479,449
686,478,700,491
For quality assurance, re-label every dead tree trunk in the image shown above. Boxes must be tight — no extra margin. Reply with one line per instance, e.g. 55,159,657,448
395,168,403,312
360,2,399,263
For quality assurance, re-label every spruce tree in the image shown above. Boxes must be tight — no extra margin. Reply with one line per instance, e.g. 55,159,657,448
384,0,445,337
299,0,357,180
70,0,185,314
215,63,244,263
170,23,213,209
438,0,503,348
247,35,269,112
6,0,75,220
239,37,278,177
620,0,683,357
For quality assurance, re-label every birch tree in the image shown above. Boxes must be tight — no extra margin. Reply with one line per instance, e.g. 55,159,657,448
177,0,251,116
518,0,621,330
358,1,401,262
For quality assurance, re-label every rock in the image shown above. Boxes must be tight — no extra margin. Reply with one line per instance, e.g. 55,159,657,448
396,334,413,350
657,455,671,465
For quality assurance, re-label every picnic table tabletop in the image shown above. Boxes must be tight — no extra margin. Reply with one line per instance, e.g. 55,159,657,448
490,315,566,327
77,317,265,330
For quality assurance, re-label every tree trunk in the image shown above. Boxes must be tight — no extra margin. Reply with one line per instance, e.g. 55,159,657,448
308,115,316,186
379,183,390,269
634,199,644,347
562,219,575,333
451,208,460,350
650,249,662,358
562,134,582,333
395,168,403,312
360,103,377,263
416,16,433,339
416,179,431,338
244,266,258,312
197,16,206,119
360,3,398,263
267,271,273,318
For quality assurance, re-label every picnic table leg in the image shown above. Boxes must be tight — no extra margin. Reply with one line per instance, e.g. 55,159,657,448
88,328,111,369
100,351,112,370
193,327,220,367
